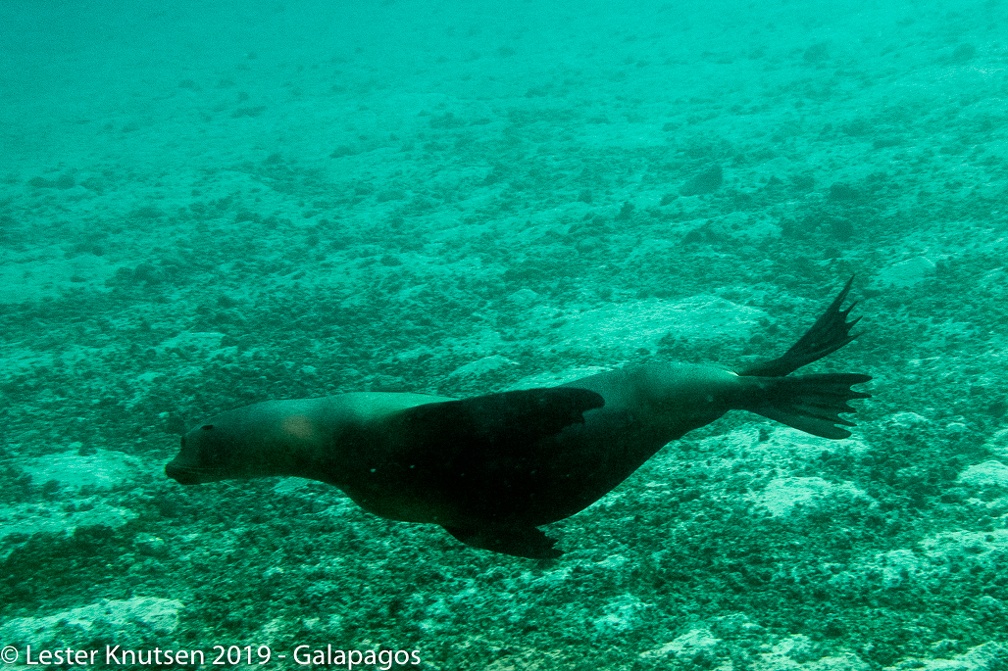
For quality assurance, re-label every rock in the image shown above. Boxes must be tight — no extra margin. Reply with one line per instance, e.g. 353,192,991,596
875,256,936,288
680,164,723,196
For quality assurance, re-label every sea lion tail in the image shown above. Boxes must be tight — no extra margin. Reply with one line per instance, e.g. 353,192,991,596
750,373,872,439
739,276,862,377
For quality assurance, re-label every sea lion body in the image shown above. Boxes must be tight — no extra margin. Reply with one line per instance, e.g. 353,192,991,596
168,365,744,557
167,280,871,558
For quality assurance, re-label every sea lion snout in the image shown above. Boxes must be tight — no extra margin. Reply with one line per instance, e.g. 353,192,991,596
165,435,199,484
165,458,201,485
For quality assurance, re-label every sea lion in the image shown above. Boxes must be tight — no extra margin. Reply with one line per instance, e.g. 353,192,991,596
166,279,871,558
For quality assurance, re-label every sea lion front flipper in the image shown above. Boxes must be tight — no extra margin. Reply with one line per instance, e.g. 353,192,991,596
396,387,605,454
444,525,561,559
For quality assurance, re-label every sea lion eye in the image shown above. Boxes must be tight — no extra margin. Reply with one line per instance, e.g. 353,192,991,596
201,424,214,431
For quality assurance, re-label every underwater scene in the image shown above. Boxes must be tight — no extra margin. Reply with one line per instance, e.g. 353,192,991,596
1,0,1007,668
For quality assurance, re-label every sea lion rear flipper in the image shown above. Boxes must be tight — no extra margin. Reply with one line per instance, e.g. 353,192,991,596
444,525,561,559
397,387,604,453
751,372,872,439
739,276,863,377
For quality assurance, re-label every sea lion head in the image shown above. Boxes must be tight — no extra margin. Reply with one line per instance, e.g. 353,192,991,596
166,420,250,485
166,401,305,485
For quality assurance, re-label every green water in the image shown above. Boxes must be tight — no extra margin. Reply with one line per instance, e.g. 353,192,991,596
1,0,1006,668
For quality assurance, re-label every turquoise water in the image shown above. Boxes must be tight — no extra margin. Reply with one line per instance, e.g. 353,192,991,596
2,0,1007,668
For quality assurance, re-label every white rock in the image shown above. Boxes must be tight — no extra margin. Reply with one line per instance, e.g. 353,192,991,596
754,477,871,517
0,597,183,643
957,460,1008,489
449,354,517,378
875,256,936,288
22,449,141,490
